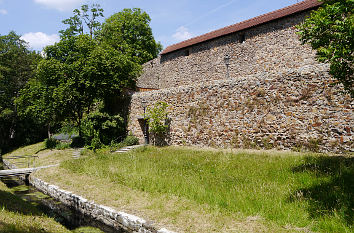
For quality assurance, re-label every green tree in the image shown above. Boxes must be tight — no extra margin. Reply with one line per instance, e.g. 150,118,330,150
297,0,353,97
16,77,64,138
17,5,161,147
99,8,162,65
37,35,98,136
60,4,104,39
0,32,38,108
26,34,140,137
85,43,140,100
0,31,42,153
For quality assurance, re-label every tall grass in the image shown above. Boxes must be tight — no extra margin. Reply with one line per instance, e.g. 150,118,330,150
62,146,353,232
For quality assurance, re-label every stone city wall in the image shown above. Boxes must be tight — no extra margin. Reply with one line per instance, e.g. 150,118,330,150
138,11,318,89
129,64,353,153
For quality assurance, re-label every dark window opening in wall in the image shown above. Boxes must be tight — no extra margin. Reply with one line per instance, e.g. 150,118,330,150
184,49,190,56
239,34,246,43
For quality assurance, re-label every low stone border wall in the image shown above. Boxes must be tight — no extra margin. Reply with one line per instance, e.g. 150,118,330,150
2,159,174,233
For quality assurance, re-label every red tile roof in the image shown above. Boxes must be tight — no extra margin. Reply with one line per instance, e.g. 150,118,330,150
161,0,322,55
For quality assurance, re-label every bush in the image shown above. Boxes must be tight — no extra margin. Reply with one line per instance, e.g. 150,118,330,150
44,138,59,149
109,134,139,152
81,111,125,145
109,142,125,152
89,136,102,151
55,142,70,150
146,101,169,146
123,135,139,146
146,101,169,135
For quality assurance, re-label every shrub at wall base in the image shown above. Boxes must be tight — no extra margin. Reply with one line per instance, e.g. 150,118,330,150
145,101,170,146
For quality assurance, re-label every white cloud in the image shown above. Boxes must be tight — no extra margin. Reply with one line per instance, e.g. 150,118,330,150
34,0,84,12
21,32,60,51
172,26,193,42
0,9,7,15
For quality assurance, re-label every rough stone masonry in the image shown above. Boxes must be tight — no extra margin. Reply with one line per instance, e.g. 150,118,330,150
129,2,353,153
129,64,353,153
137,11,318,89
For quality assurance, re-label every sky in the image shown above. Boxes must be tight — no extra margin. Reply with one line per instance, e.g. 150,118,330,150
0,0,302,51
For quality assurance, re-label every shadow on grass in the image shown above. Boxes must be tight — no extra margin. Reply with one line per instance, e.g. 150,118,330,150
291,156,353,225
0,189,42,216
35,148,47,154
0,189,63,232
0,220,54,233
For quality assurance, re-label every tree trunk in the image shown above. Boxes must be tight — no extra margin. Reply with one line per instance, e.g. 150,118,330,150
47,124,51,138
78,115,82,138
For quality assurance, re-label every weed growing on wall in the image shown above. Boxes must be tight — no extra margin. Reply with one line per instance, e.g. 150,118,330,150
187,103,210,131
146,101,169,146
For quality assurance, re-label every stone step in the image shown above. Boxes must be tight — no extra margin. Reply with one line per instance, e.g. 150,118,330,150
114,144,144,153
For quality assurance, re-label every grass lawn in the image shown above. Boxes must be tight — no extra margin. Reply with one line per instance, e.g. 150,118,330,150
0,180,70,233
2,142,80,168
3,144,353,232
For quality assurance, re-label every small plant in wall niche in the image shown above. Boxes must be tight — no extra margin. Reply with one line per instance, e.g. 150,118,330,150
289,87,314,103
295,137,323,153
244,97,256,111
241,135,256,149
292,142,303,152
146,101,170,146
298,87,314,102
231,129,240,148
188,103,209,118
261,136,274,150
324,88,333,104
181,139,187,146
307,137,323,153
209,140,217,148
255,88,266,97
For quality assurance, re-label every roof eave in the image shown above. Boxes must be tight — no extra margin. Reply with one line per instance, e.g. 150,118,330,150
161,0,322,55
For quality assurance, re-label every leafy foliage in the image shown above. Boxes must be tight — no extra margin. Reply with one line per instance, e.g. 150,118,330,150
99,8,162,65
44,137,59,149
84,42,141,99
20,7,142,140
16,79,61,138
20,33,139,139
81,110,125,145
60,4,104,39
109,134,139,151
15,5,160,150
33,35,98,136
0,32,44,153
89,134,103,151
122,134,139,146
297,0,354,97
146,101,169,134
146,101,169,146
